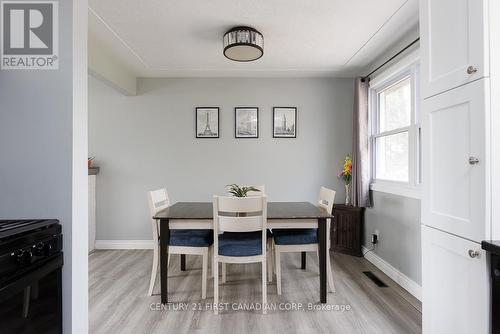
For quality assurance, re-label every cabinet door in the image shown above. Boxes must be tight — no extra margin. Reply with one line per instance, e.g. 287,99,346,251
331,210,362,256
422,225,489,334
422,79,489,242
420,0,488,98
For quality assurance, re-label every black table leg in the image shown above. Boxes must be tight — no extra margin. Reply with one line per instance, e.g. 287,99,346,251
160,218,170,304
301,252,306,269
318,218,327,303
180,254,186,271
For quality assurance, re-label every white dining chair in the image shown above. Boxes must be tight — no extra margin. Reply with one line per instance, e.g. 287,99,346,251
272,186,336,295
148,188,213,299
223,185,273,283
213,195,268,314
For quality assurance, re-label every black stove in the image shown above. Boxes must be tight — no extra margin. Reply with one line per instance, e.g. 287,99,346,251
0,219,63,334
0,219,59,236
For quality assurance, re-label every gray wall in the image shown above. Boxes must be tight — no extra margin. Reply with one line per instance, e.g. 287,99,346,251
89,76,354,240
360,28,422,287
0,1,75,331
363,191,421,284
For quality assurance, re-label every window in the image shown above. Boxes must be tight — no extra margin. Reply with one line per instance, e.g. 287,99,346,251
370,62,420,198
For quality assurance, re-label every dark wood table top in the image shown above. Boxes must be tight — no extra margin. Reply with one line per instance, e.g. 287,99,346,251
153,201,332,220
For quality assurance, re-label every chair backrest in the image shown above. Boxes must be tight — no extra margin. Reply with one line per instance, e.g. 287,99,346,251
213,195,267,257
318,186,336,214
148,188,170,240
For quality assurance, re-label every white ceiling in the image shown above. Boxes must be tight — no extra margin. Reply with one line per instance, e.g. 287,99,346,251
88,0,419,78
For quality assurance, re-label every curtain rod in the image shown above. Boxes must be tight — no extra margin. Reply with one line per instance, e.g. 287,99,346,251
361,37,420,82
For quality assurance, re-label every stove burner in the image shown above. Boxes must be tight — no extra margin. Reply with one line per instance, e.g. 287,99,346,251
0,219,59,239
0,220,42,230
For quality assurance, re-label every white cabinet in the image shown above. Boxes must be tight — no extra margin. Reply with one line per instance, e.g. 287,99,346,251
422,79,490,242
420,0,489,98
420,1,494,332
422,225,489,334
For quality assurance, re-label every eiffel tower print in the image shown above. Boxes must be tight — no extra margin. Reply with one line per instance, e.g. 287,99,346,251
197,108,219,138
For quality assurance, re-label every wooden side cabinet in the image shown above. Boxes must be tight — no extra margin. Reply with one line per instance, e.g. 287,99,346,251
330,204,364,257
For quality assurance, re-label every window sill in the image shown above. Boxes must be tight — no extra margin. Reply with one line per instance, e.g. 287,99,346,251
370,182,421,200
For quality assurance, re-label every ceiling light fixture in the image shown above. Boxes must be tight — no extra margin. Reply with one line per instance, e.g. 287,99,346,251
223,26,264,62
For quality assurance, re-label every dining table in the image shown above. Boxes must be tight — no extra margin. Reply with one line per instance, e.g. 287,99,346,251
153,201,333,305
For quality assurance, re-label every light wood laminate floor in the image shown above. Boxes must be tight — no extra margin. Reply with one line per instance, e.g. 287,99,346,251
89,250,421,334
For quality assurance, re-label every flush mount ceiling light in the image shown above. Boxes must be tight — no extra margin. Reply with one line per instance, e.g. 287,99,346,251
223,26,264,62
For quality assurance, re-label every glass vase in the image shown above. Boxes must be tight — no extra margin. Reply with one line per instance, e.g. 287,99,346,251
345,184,351,206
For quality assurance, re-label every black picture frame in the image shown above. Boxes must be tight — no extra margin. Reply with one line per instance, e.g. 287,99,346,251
273,107,297,138
235,107,259,138
195,107,220,138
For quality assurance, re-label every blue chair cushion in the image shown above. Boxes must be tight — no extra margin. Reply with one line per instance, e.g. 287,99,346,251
218,231,263,257
169,229,213,247
273,229,318,245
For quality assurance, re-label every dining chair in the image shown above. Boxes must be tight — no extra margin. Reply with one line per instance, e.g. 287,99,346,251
213,195,268,314
223,185,273,283
147,188,213,299
272,186,336,295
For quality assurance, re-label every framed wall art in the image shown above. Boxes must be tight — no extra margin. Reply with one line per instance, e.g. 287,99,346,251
273,107,297,138
196,107,219,138
235,107,258,138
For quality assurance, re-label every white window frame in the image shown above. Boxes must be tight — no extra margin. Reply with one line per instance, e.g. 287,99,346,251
369,50,421,199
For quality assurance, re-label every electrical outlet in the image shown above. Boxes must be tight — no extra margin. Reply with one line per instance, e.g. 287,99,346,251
371,230,380,245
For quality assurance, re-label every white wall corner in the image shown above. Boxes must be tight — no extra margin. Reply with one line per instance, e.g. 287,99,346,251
362,246,422,300
490,0,500,239
88,38,137,96
73,0,89,333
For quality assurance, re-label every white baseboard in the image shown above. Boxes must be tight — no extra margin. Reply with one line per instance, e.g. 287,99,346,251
362,246,422,300
95,240,154,250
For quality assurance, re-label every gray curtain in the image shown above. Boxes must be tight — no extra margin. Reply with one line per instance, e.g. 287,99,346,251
351,77,371,207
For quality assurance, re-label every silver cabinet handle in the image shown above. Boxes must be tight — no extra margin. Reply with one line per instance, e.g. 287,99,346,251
468,250,480,258
467,66,478,74
469,156,479,165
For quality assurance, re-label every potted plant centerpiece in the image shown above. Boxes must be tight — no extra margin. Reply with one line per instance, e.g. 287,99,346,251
226,184,261,217
227,184,261,198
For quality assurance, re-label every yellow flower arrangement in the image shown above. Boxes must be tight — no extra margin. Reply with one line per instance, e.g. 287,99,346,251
337,155,353,185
